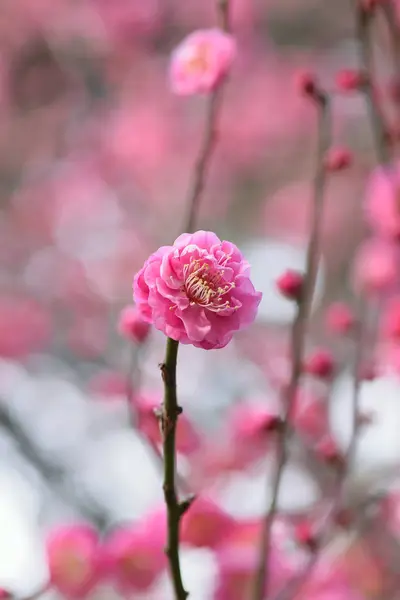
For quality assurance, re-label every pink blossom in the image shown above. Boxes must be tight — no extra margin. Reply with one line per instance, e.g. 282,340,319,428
101,511,166,593
304,348,335,379
324,147,353,171
180,496,235,549
276,269,304,300
364,163,400,238
352,238,399,293
292,388,328,440
118,304,151,343
325,302,355,335
133,393,201,455
133,231,262,349
224,402,280,468
46,524,100,599
169,29,236,95
215,519,306,600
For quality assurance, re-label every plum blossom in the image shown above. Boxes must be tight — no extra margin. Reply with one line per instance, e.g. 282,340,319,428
46,524,100,599
364,163,400,239
101,509,166,594
133,230,262,349
169,29,236,95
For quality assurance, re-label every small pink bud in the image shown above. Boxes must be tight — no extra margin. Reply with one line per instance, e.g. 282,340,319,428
336,69,367,92
304,348,335,379
361,0,384,11
324,147,353,171
294,70,317,96
358,361,377,381
118,305,151,343
0,590,10,599
316,436,343,466
276,270,303,301
334,508,354,528
325,302,355,335
294,520,317,550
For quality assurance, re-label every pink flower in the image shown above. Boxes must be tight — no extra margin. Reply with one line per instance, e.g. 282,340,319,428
325,302,355,335
169,29,236,95
133,231,262,349
118,305,151,343
101,510,166,594
364,163,400,238
46,524,100,599
276,269,303,300
224,402,280,468
304,348,335,379
180,496,235,549
352,238,399,293
133,393,201,455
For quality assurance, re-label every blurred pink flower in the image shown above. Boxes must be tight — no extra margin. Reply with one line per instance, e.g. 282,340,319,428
169,29,236,95
215,518,306,600
133,393,201,455
325,302,355,335
364,163,400,239
46,524,100,599
180,496,235,549
0,296,51,359
102,511,166,593
353,238,400,294
292,388,328,440
118,305,151,343
224,402,280,468
304,348,335,379
133,230,262,349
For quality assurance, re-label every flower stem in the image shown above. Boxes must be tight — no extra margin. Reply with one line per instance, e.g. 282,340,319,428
184,0,231,233
252,88,331,600
161,337,188,600
355,1,390,164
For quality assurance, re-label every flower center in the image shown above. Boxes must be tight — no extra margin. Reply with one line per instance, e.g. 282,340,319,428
185,43,210,74
183,258,235,312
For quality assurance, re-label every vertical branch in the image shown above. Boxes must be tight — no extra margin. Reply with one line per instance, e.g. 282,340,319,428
355,1,391,164
161,337,188,600
159,3,232,598
252,88,331,600
184,0,230,233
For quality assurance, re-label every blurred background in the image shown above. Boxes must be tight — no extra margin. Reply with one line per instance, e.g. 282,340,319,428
1,0,400,598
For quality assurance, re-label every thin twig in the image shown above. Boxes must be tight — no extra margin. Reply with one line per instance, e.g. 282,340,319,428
157,3,232,598
184,0,231,233
354,1,391,164
272,4,396,598
252,88,331,600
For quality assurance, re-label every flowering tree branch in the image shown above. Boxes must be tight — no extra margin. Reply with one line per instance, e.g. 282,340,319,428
354,0,390,164
158,3,233,598
252,85,332,600
184,0,230,233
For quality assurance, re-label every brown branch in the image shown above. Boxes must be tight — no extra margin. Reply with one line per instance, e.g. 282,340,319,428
161,337,188,600
354,1,391,164
184,0,231,233
252,87,332,600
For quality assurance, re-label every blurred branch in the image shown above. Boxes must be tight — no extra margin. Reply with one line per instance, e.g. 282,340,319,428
184,0,231,233
252,86,332,600
0,404,109,531
354,0,391,164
